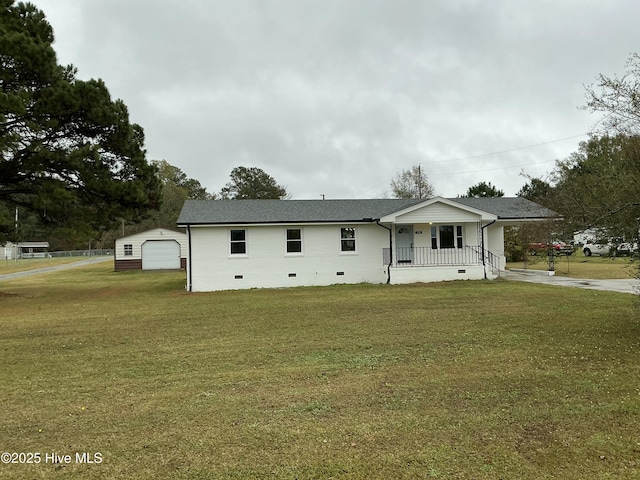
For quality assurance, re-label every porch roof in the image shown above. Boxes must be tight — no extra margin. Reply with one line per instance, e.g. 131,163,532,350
17,242,49,248
177,197,557,226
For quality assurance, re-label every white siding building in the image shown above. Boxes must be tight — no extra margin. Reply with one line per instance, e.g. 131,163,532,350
114,228,187,271
3,242,49,259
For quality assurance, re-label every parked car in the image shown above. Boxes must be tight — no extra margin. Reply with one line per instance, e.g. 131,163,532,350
528,241,574,256
617,242,638,256
582,242,614,256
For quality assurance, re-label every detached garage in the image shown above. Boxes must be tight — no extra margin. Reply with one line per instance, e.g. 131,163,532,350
114,228,187,271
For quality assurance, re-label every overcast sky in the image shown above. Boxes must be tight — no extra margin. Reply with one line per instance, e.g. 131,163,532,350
28,0,640,199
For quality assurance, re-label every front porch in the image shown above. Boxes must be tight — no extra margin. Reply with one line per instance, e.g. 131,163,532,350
382,246,503,283
376,198,514,284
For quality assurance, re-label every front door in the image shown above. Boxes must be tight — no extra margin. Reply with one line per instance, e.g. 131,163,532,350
395,225,413,264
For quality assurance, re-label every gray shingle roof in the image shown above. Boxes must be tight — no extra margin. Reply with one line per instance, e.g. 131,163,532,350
177,197,557,225
451,196,558,219
177,198,422,225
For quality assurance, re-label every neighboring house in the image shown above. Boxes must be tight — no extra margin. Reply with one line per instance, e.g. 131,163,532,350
4,241,50,259
177,197,557,292
114,228,187,271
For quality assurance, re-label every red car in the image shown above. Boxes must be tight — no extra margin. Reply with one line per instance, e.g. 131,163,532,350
528,241,574,256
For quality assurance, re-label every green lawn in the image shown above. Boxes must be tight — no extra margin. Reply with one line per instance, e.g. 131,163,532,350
508,254,637,279
1,264,639,479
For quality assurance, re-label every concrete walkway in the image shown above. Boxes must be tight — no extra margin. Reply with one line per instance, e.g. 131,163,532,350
502,268,638,295
0,256,112,281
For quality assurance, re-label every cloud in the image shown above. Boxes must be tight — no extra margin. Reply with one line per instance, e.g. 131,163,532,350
30,0,640,198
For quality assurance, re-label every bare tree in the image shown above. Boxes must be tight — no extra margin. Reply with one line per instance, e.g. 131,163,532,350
390,165,435,199
583,53,640,135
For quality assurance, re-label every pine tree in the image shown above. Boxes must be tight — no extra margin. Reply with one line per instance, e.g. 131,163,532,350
0,1,161,245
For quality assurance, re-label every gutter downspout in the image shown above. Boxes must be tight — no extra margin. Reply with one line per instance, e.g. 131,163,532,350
186,225,192,292
376,220,393,284
480,219,496,280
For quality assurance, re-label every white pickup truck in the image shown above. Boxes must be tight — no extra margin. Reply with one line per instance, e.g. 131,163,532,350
583,241,638,256
582,242,613,256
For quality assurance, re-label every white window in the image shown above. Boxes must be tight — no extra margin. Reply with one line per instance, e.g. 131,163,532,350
456,225,463,248
124,244,133,256
286,229,302,253
431,225,463,249
230,230,246,255
340,227,356,252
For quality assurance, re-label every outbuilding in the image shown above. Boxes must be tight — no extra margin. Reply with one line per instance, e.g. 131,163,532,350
114,228,187,271
3,241,50,259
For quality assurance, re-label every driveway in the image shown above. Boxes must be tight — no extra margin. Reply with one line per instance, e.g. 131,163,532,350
0,256,112,282
502,269,638,295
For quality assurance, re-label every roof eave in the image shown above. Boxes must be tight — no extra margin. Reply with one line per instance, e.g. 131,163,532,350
177,219,380,227
498,216,560,221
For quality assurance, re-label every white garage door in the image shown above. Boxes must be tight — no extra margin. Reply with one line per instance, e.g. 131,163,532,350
142,240,180,270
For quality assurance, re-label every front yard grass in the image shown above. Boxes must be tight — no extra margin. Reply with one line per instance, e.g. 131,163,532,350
508,254,637,279
1,264,639,479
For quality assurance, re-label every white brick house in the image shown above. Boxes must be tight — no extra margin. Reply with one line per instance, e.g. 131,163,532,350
177,197,556,292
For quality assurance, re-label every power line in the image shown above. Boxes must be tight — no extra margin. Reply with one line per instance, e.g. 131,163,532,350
354,132,589,197
418,133,588,165
429,158,556,176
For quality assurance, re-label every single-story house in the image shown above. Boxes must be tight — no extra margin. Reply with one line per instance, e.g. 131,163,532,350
176,197,557,292
4,241,50,259
114,228,187,271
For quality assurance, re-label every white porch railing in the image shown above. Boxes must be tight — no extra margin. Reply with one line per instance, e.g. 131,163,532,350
383,246,500,269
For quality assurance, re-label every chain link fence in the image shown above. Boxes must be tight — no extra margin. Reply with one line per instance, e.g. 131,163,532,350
47,249,112,258
12,249,113,259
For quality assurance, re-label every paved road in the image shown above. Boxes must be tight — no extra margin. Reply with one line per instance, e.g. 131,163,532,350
0,256,112,281
502,268,638,295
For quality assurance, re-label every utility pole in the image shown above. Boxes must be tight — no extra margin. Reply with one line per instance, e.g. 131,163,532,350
14,207,19,262
417,164,422,198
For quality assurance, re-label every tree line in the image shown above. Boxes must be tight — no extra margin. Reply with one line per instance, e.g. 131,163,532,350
2,2,638,255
